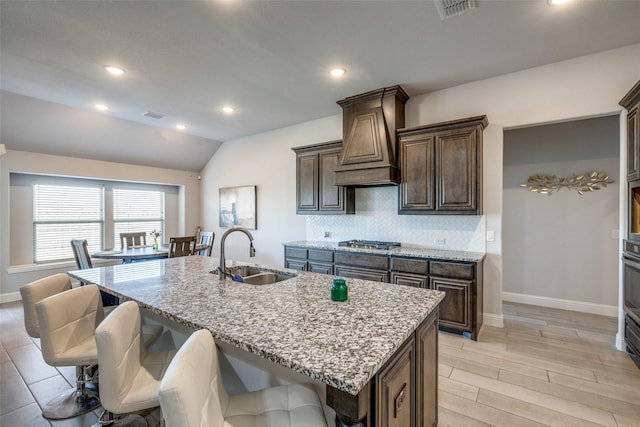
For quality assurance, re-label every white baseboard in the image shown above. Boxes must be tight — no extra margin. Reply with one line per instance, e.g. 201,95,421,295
0,291,21,304
483,312,504,328
502,291,618,317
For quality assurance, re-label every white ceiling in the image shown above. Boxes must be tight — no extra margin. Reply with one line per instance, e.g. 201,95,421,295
2,0,640,171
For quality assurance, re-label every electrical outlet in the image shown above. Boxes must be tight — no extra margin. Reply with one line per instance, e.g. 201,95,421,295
435,238,446,246
324,231,331,238
486,230,495,242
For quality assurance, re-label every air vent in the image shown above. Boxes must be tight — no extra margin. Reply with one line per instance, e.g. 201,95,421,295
434,0,476,20
142,111,165,120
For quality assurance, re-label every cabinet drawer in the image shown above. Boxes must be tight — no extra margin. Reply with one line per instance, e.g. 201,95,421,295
308,249,333,262
391,257,429,275
391,272,428,288
430,261,474,280
285,247,307,259
335,265,389,283
335,252,389,270
308,261,333,275
285,258,307,271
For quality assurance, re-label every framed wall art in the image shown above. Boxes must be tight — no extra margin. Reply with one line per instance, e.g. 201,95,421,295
219,185,256,229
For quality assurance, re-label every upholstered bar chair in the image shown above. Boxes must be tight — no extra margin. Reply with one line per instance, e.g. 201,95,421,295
70,239,162,346
120,232,147,248
159,329,327,427
168,235,196,258
197,231,215,256
71,238,119,307
93,301,177,427
20,273,71,338
33,284,103,419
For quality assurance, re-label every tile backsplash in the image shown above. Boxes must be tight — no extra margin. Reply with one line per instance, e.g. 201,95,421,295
306,186,486,252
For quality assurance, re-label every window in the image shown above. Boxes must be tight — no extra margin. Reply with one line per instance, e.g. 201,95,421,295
33,184,104,263
113,188,164,248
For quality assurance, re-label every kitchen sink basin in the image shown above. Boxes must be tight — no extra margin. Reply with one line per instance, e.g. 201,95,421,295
223,265,297,285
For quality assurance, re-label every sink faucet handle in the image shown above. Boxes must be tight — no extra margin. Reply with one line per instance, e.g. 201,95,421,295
249,242,256,257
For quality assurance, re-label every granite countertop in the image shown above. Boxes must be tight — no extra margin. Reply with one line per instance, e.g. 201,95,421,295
68,256,444,395
284,240,485,262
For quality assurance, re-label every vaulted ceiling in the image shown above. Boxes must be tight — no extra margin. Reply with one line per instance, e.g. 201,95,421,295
2,0,640,171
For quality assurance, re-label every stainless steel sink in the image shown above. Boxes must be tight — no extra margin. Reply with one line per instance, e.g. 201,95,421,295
223,265,297,285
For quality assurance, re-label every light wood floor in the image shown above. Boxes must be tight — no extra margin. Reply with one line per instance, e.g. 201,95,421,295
1,300,639,426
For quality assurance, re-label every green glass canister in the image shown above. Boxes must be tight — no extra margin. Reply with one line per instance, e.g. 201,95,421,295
331,278,348,302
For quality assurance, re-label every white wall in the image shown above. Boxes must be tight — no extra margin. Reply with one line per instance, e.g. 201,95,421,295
503,116,620,315
0,150,201,300
201,43,640,331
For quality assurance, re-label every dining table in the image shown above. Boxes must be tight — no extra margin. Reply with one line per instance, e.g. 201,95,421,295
92,244,205,263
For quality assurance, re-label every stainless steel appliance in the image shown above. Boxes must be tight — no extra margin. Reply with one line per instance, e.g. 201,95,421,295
338,240,401,250
622,240,640,368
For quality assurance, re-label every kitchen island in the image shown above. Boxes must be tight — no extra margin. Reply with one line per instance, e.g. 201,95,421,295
68,256,444,426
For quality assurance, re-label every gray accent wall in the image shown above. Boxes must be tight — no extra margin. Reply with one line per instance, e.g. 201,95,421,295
503,116,620,308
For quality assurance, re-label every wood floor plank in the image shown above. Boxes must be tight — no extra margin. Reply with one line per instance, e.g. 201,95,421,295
439,375,480,401
441,342,549,381
437,406,491,427
498,369,640,419
548,371,640,405
458,339,598,381
439,390,547,427
439,352,500,380
477,388,605,427
439,362,453,378
450,369,618,427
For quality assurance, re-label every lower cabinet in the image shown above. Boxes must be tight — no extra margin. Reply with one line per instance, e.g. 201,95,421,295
430,277,471,332
391,272,428,288
375,308,438,427
335,265,389,282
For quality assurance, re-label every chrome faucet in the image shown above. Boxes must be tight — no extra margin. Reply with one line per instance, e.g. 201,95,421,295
217,227,255,279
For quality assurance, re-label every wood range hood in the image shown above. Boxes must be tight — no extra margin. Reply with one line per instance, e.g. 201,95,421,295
334,85,409,187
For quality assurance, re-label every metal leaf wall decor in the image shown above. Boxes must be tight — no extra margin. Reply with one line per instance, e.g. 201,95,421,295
520,171,614,195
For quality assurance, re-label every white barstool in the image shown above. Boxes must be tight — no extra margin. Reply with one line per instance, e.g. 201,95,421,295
93,301,177,427
34,284,103,419
159,329,327,427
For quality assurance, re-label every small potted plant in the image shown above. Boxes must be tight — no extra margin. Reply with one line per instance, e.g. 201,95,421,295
150,230,161,251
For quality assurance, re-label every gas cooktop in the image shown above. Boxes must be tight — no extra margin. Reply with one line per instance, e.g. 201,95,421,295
338,240,401,250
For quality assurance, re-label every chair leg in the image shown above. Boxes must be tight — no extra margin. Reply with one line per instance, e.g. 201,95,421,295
92,409,148,427
41,365,101,420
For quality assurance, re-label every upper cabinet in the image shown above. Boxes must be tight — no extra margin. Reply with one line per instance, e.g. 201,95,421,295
620,80,640,182
398,116,488,215
292,141,355,215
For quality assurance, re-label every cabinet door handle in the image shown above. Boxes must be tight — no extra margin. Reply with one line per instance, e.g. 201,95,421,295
394,382,407,418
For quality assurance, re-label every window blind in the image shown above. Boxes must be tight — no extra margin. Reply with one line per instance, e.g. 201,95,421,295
33,184,104,263
113,188,164,247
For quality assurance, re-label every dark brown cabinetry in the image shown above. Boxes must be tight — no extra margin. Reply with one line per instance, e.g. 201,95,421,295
335,251,389,283
284,246,335,274
620,80,640,181
376,334,415,427
430,260,482,340
390,256,429,288
292,141,355,214
398,116,488,215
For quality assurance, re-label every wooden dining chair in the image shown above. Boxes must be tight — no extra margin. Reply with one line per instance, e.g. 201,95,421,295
168,236,197,258
119,232,147,249
197,231,215,256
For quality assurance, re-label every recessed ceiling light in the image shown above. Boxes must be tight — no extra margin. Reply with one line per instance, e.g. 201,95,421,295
222,106,234,114
95,104,109,111
330,68,346,78
104,65,125,75
176,123,187,130
548,0,572,5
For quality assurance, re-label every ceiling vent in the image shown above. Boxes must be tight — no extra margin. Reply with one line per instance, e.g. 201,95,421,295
142,111,165,120
434,0,476,20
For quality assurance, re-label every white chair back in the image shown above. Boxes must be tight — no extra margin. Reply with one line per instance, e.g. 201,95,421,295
159,329,228,427
20,273,71,338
